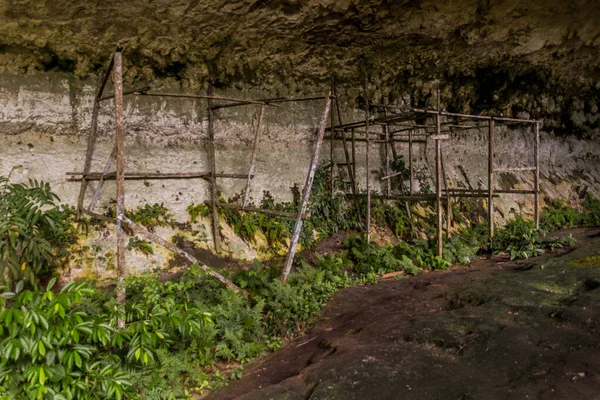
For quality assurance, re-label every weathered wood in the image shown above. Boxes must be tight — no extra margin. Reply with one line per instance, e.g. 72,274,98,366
332,77,361,224
141,91,268,105
243,104,265,208
493,166,536,172
435,114,443,258
429,134,450,140
364,74,371,243
384,122,391,197
117,214,246,296
113,52,126,284
534,122,540,229
441,149,451,239
282,96,332,283
70,172,251,181
488,119,495,238
87,95,140,211
98,86,150,101
76,57,114,217
208,201,296,218
113,51,126,329
409,130,414,195
207,85,222,254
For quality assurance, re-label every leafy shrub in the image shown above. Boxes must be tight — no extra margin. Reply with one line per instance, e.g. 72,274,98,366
127,203,175,231
187,203,210,223
0,279,134,399
127,237,154,256
0,174,76,287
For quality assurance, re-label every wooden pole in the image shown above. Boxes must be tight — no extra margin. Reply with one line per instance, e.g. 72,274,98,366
332,79,361,224
409,130,414,195
441,150,452,239
488,119,495,238
117,214,246,296
330,85,335,198
113,50,126,329
534,122,540,229
242,104,265,208
76,57,114,217
384,122,391,197
364,74,371,243
88,95,139,212
207,85,222,254
435,114,443,258
282,96,332,283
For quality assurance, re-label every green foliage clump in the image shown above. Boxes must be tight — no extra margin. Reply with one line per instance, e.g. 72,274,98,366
344,235,419,275
127,237,154,256
393,240,450,271
127,203,175,231
187,203,210,223
0,279,134,399
0,173,77,288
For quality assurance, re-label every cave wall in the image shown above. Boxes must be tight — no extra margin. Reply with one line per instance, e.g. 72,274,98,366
2,0,600,278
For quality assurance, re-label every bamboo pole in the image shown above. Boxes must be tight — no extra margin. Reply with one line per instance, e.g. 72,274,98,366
329,80,335,198
242,104,265,208
113,51,126,329
488,119,495,238
282,96,332,283
207,85,221,254
76,56,114,217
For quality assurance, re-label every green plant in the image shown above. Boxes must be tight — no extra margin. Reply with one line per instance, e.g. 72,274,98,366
187,203,210,223
0,279,134,399
127,203,175,231
127,237,154,256
0,172,76,287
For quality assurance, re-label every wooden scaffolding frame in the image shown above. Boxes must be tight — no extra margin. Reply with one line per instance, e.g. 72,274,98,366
70,49,334,289
326,85,541,258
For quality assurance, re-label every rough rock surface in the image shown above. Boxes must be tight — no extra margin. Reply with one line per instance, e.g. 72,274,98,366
206,227,600,400
1,0,599,134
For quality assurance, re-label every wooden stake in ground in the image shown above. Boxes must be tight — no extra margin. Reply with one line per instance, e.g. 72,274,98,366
113,50,126,329
488,119,495,238
282,96,332,283
363,74,371,243
207,85,222,253
534,122,540,229
435,114,443,258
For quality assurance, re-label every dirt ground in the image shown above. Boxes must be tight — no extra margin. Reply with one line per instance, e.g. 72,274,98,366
205,227,600,400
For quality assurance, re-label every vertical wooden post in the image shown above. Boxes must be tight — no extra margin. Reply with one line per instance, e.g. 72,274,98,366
409,129,414,196
363,74,371,243
435,114,443,257
76,57,114,217
113,50,126,328
89,95,139,212
329,77,335,197
351,128,357,181
242,104,265,208
207,85,221,253
534,121,540,229
488,119,495,238
332,79,361,224
282,97,332,283
441,150,452,239
384,123,391,197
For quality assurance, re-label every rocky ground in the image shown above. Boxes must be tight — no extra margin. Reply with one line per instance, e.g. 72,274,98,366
205,227,600,400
